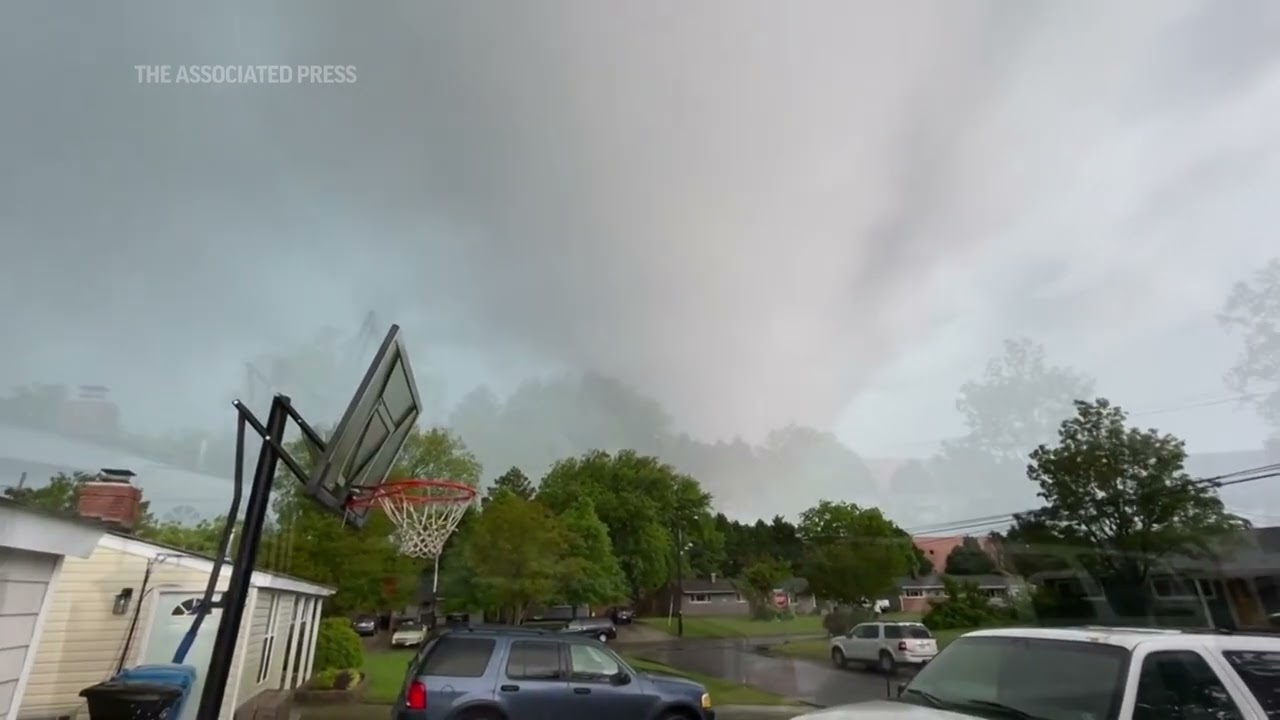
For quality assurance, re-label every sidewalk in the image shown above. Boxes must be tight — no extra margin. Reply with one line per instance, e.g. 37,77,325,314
717,704,812,719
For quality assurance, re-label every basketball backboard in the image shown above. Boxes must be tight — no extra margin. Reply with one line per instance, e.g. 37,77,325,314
301,324,422,527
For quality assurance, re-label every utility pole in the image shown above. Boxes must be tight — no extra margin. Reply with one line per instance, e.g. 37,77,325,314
676,523,685,638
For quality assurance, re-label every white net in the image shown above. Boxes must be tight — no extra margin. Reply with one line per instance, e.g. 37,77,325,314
371,482,476,559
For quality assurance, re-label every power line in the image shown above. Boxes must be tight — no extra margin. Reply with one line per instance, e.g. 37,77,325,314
906,463,1280,537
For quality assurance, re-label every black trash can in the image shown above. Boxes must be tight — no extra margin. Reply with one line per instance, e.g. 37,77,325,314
80,680,185,720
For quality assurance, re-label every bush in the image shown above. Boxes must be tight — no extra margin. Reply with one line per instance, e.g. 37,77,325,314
309,668,363,690
313,618,365,673
1029,586,1096,625
922,578,1014,631
822,605,872,636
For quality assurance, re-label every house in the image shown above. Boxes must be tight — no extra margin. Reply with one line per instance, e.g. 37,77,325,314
892,574,1026,614
1029,526,1280,630
0,499,103,720
9,474,335,720
656,575,820,617
912,535,1000,574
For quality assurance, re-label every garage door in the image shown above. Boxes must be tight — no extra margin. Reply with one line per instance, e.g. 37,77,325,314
143,592,222,720
0,548,57,720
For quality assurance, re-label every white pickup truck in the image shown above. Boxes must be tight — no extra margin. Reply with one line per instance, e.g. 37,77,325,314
795,626,1280,719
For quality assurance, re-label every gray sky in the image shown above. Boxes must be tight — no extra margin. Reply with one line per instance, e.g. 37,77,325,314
1,0,1277,474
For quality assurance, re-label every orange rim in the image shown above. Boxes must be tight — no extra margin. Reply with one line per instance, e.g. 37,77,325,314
344,478,477,509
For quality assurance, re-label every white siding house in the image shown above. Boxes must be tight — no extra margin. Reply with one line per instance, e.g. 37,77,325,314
16,533,333,720
0,501,103,720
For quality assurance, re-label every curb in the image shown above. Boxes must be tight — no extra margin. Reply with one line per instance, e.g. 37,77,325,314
714,705,812,718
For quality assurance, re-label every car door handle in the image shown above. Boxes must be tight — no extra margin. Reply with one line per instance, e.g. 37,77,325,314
500,685,520,692
574,687,591,694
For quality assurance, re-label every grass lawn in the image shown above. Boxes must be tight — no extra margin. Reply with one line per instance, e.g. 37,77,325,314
360,648,792,707
638,614,825,639
625,656,793,706
363,648,416,703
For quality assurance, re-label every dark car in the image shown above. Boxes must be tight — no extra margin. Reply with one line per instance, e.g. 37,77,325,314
610,607,635,625
351,615,378,636
394,626,714,720
559,617,618,643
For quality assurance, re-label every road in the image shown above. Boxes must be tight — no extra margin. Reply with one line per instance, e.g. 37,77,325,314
627,637,909,708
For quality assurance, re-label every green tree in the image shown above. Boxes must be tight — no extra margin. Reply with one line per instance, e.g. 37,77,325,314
458,492,564,623
557,496,628,610
538,449,718,603
932,339,1095,516
1220,258,1280,434
739,556,791,616
797,500,915,605
484,466,536,503
943,536,998,575
1022,398,1249,615
396,427,483,485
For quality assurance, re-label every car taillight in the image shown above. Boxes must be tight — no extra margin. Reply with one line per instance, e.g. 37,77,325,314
898,641,908,651
407,680,427,710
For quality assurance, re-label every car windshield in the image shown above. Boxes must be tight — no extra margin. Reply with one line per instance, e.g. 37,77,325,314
396,621,421,631
902,636,1128,720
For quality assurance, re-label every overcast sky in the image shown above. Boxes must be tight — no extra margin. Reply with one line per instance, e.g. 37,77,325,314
1,0,1277,466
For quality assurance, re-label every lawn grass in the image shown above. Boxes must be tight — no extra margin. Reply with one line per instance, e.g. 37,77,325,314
363,648,415,703
638,614,825,639
361,648,794,707
624,656,794,706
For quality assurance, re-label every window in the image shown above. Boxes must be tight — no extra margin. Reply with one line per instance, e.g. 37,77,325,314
884,625,933,639
256,595,281,684
1135,651,1243,720
1223,650,1280,718
689,593,710,604
569,643,622,682
1150,576,1195,599
904,637,1128,720
1197,579,1218,600
904,589,923,598
854,625,880,639
735,593,745,602
422,637,496,677
505,641,563,680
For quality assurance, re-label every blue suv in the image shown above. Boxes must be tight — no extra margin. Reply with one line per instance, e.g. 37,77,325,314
393,626,716,720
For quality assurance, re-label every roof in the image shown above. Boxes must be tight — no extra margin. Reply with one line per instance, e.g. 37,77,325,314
102,531,336,597
898,573,1021,588
683,578,738,594
0,496,104,558
965,626,1280,653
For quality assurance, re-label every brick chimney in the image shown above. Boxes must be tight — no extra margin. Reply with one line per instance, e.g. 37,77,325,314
77,468,142,531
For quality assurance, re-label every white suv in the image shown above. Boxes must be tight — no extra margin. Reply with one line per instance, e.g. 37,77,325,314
830,621,938,673
801,626,1280,719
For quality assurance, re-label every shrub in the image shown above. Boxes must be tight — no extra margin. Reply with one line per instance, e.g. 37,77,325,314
922,577,1013,631
313,618,365,673
309,668,363,690
822,605,872,636
1029,586,1096,625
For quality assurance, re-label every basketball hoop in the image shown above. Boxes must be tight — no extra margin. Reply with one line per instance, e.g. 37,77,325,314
345,479,477,560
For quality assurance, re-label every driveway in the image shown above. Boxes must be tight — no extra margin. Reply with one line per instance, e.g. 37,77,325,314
634,639,907,707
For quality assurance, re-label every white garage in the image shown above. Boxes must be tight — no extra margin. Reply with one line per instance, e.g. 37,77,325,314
0,499,103,720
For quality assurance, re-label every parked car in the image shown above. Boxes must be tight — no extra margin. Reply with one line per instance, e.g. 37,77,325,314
559,617,618,643
392,619,428,647
610,607,636,625
394,626,714,720
351,615,378,637
797,626,1280,719
829,621,937,673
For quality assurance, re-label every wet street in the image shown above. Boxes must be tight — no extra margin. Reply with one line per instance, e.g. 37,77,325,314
632,638,904,707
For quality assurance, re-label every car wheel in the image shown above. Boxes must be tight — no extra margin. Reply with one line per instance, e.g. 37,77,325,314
597,632,609,643
878,650,895,674
831,647,847,669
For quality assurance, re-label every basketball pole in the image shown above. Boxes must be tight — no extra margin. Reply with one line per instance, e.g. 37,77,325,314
197,395,290,720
